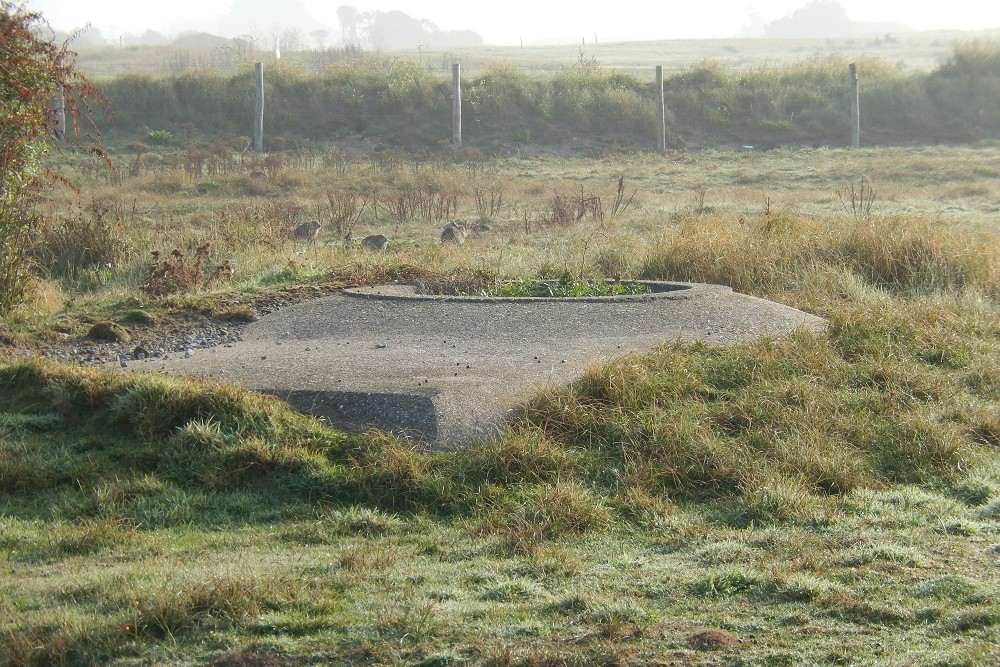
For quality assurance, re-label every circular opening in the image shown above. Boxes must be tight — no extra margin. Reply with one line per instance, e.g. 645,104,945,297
343,281,702,302
423,277,652,298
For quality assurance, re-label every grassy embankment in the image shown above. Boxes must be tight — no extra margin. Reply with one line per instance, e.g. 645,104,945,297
2,136,999,665
84,41,1000,153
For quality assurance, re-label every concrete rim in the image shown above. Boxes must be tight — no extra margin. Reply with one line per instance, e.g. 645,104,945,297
343,280,729,303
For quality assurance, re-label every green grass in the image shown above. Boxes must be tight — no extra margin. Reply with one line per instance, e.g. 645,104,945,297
3,142,1000,665
3,266,999,664
440,271,650,297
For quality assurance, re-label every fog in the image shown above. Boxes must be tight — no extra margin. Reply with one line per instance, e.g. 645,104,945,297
24,0,1000,46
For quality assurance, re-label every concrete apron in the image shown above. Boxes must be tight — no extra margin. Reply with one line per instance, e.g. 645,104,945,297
120,282,825,449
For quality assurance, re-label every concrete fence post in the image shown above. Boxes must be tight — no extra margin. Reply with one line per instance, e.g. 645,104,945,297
452,63,462,147
849,63,860,148
656,66,666,151
254,62,264,152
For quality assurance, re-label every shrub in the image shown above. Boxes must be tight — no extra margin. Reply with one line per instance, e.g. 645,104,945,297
0,2,104,312
143,243,233,296
30,198,133,281
145,129,173,145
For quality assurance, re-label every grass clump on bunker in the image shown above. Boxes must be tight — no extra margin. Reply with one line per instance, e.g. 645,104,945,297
470,272,649,298
415,269,651,298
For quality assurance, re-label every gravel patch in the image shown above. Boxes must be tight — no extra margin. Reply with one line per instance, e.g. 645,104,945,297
36,325,245,368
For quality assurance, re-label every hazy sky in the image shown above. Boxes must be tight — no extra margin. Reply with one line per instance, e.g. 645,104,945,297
23,0,1000,45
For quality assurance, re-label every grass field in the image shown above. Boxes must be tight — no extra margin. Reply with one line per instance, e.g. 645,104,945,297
75,29,1000,79
1,141,998,666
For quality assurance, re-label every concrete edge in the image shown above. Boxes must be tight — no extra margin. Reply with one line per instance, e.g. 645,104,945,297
343,280,731,303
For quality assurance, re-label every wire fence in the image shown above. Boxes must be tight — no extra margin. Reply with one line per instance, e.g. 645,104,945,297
76,44,1000,153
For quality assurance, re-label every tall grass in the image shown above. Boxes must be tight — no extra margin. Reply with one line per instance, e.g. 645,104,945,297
93,44,1000,150
640,210,996,298
494,202,1000,524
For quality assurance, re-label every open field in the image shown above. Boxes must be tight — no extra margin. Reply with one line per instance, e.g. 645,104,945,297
18,142,1000,307
385,29,1000,77
2,142,999,666
75,29,1000,79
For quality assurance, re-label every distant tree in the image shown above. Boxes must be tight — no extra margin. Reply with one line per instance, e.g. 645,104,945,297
171,31,236,50
337,6,482,50
277,28,304,53
122,29,169,46
763,0,907,38
311,28,330,50
217,0,322,39
67,24,108,48
440,29,483,48
338,5,362,46
0,1,105,312
764,1,852,38
367,11,433,50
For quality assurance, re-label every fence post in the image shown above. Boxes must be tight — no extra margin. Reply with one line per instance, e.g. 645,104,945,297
254,62,264,152
53,84,66,142
656,66,666,151
452,63,462,147
849,63,860,148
